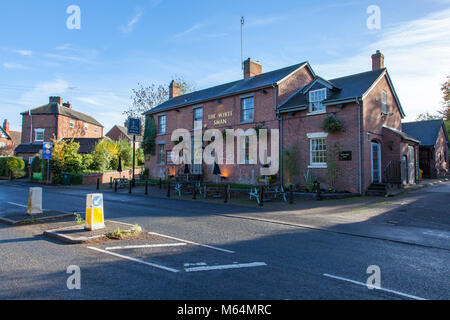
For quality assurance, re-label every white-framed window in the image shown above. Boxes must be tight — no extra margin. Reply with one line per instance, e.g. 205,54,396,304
308,132,328,168
69,120,75,128
309,88,327,114
381,91,387,114
241,97,254,123
28,157,34,165
193,107,203,130
94,126,99,133
0,142,6,148
84,123,89,131
158,115,166,134
35,129,45,142
157,144,165,164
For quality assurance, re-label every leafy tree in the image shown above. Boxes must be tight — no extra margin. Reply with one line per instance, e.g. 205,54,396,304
117,139,133,167
136,148,145,166
82,153,94,170
51,138,83,183
143,116,157,156
91,139,118,171
283,145,300,184
438,76,449,120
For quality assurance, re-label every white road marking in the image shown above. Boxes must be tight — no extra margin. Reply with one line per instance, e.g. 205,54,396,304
185,262,267,272
184,262,207,267
323,273,426,300
7,202,28,208
148,231,235,254
105,243,187,251
87,246,179,273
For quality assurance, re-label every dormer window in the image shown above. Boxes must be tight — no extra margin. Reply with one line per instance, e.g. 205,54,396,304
309,88,327,114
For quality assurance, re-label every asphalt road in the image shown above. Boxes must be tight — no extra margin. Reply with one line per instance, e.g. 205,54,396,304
0,181,449,300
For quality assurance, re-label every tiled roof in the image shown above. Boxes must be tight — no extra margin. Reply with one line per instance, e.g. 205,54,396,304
8,131,21,146
62,138,102,154
402,120,448,146
279,69,386,110
382,126,420,144
21,103,103,127
144,62,311,115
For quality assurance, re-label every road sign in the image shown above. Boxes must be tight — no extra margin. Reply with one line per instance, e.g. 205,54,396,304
85,193,105,231
42,142,53,160
127,118,141,135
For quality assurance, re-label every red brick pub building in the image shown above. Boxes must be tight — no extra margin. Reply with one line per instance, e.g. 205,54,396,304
144,51,419,195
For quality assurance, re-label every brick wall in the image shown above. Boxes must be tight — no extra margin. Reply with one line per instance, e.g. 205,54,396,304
282,103,361,193
82,168,144,185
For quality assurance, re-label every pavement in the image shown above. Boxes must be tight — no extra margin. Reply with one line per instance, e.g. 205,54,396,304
0,179,449,300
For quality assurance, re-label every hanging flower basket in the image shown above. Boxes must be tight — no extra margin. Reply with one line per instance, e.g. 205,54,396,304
321,115,344,133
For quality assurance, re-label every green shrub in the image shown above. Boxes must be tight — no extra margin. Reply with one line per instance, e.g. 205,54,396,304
10,169,26,179
0,157,25,177
82,153,94,170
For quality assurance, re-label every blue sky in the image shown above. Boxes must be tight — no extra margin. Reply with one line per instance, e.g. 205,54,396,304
1,0,449,132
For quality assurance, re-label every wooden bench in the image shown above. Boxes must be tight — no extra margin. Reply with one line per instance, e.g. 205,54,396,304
249,184,287,205
112,178,129,189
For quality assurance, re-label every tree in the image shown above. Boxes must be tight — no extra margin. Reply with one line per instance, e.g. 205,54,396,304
51,138,83,183
437,76,449,120
142,116,157,156
416,112,442,121
122,76,196,122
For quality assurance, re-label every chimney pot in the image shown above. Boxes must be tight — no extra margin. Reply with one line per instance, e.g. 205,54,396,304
3,119,10,133
169,80,181,99
243,58,262,79
372,50,384,71
49,96,63,105
63,101,72,108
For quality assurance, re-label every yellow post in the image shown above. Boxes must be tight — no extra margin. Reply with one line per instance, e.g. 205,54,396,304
85,194,105,231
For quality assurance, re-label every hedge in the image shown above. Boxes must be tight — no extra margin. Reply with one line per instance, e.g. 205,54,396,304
0,157,25,177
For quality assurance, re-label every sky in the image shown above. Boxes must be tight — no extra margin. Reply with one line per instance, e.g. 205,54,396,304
0,0,449,132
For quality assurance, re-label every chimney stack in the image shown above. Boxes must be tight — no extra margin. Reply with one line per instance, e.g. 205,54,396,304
49,96,63,105
243,58,262,79
3,119,10,133
63,101,72,109
372,50,384,71
169,80,181,99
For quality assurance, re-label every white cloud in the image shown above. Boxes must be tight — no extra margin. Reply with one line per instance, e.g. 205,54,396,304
120,10,143,34
174,23,206,39
15,50,32,56
19,79,70,107
315,8,450,121
3,62,28,70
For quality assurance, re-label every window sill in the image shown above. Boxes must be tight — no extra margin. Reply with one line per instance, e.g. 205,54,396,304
240,120,254,125
306,111,326,116
157,133,166,136
308,164,327,169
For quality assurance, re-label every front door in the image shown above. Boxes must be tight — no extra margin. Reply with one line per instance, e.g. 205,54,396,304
371,142,382,183
408,146,415,184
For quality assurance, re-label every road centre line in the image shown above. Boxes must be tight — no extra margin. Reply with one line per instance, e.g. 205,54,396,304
185,262,267,272
105,243,187,251
148,231,235,254
87,246,179,273
323,273,426,300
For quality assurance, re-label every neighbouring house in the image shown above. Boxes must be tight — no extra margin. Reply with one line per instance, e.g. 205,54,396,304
402,119,449,178
14,96,104,164
143,51,420,195
0,119,21,156
105,122,143,148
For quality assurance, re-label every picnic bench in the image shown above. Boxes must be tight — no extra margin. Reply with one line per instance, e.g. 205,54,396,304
249,184,287,205
111,177,129,189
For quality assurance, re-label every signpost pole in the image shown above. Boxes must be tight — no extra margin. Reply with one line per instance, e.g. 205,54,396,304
132,135,136,187
47,159,50,184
